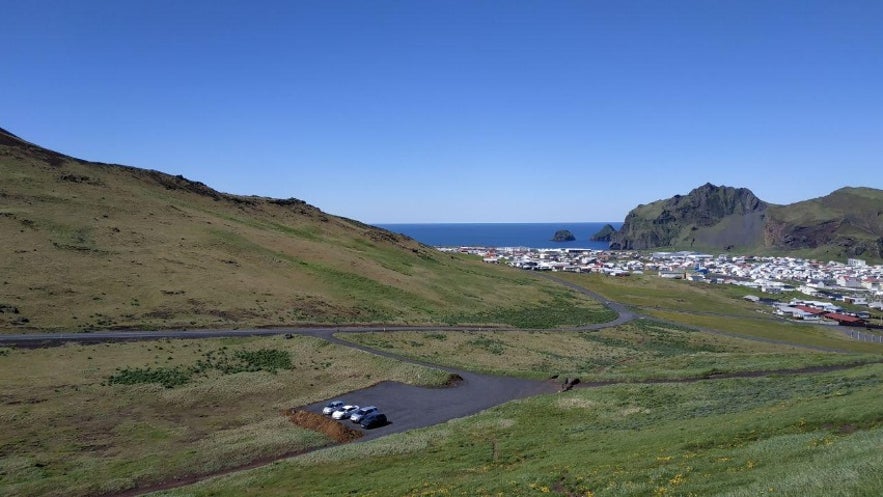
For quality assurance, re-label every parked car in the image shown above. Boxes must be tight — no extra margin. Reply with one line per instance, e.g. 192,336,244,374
349,406,378,423
331,405,359,420
322,400,345,415
359,412,388,429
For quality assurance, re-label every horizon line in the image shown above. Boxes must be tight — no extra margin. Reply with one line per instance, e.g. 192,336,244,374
372,221,623,225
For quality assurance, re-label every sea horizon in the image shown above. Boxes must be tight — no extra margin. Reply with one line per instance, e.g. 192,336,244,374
375,222,622,250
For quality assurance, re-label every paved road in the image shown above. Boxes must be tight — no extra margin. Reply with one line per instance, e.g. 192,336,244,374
3,275,876,497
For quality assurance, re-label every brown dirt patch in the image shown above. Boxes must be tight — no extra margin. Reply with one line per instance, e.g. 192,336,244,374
286,409,363,443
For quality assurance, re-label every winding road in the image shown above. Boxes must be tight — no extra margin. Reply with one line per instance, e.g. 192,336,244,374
1,274,879,497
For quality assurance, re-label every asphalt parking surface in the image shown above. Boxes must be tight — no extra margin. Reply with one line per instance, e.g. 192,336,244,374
305,371,556,441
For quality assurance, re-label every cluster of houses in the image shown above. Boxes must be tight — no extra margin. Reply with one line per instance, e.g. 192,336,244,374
437,246,883,329
767,298,872,327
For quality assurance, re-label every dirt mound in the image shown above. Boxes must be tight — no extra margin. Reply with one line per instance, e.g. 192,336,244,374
286,409,363,443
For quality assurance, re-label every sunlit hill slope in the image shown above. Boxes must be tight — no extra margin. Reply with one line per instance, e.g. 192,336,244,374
0,127,596,332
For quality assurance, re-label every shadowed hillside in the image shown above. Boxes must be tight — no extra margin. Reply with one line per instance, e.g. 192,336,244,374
609,183,769,251
0,128,604,332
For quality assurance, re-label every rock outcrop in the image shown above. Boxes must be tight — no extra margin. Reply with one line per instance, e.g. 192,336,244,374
609,183,768,250
552,230,576,242
590,224,617,242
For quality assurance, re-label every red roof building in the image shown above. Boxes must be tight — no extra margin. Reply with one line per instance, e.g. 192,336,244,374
795,305,826,315
822,312,866,326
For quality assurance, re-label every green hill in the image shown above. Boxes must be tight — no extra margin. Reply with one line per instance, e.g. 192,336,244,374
609,183,883,260
0,127,604,332
764,187,883,260
609,183,769,251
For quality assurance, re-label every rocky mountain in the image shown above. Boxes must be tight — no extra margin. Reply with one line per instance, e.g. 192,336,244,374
0,127,577,331
609,183,768,251
609,183,883,260
590,224,617,242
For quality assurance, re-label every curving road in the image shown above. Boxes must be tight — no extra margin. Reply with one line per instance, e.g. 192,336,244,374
1,275,876,497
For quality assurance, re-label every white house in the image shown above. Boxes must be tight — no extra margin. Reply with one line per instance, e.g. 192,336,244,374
836,276,863,288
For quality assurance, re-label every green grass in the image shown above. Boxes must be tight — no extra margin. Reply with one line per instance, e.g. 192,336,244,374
556,273,883,354
440,288,616,328
0,335,451,497
106,347,293,388
151,363,883,497
341,320,879,381
2,141,607,332
557,273,765,318
650,310,883,354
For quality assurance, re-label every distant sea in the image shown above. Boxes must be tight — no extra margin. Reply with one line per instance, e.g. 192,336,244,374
375,223,623,250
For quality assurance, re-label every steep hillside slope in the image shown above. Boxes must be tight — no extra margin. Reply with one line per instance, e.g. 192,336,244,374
764,187,883,259
609,183,769,250
608,183,883,260
0,128,599,332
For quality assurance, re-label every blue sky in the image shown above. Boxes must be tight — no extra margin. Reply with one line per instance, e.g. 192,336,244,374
4,1,882,223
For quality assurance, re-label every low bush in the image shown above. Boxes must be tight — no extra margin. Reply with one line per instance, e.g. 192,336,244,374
107,348,292,388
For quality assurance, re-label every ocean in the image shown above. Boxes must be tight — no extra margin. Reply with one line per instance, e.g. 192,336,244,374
375,222,622,250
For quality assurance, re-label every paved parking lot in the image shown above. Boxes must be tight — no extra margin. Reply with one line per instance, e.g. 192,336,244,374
305,371,555,441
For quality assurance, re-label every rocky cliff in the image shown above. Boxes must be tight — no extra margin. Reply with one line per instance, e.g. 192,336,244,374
590,224,617,242
609,184,883,260
609,183,768,250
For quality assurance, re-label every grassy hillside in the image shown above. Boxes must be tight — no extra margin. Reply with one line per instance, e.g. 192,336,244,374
0,128,607,332
2,323,878,496
609,183,883,260
764,187,883,260
146,364,883,497
2,253,880,496
0,335,451,497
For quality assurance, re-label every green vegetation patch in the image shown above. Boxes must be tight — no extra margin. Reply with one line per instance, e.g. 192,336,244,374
343,321,877,381
107,348,293,388
442,290,616,329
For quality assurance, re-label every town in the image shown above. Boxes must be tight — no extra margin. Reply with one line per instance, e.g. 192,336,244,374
439,246,883,331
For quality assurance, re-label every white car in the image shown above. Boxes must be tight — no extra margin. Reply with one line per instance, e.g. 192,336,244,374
322,400,345,415
349,406,378,423
331,405,359,420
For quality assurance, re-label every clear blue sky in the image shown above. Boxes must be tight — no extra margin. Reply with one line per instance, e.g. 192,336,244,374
3,1,882,223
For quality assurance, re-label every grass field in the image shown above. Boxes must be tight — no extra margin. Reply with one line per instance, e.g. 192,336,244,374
555,273,883,354
152,363,883,497
3,282,882,497
0,335,450,497
342,320,880,381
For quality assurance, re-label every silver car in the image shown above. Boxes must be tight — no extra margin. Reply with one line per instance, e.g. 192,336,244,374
322,400,345,415
331,405,359,420
349,406,378,423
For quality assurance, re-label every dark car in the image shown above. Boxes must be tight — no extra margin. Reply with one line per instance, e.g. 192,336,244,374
359,412,388,429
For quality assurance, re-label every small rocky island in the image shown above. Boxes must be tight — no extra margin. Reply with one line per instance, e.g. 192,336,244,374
551,229,576,242
590,224,617,242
